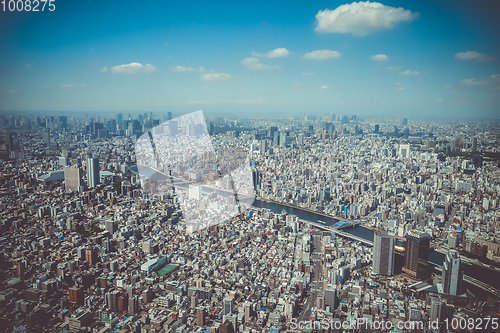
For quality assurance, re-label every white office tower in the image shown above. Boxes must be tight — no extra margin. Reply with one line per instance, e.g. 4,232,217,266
189,185,202,200
442,249,463,295
86,154,100,188
373,230,395,276
398,143,411,158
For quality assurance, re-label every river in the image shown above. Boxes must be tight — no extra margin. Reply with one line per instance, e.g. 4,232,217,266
252,199,500,299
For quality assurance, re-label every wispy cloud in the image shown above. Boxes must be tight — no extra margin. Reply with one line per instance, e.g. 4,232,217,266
3,89,17,93
455,51,494,62
400,70,419,76
321,85,329,89
435,98,444,102
252,48,289,58
201,72,232,81
171,66,204,72
110,62,156,74
25,63,33,68
241,57,280,70
315,2,419,36
370,54,389,61
302,72,314,76
461,74,499,86
61,83,75,88
303,50,341,60
386,66,400,71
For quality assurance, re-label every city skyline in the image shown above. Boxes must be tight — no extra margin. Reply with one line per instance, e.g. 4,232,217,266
1,0,500,117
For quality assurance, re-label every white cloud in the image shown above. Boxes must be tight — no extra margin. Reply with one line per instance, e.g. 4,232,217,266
4,89,17,93
241,57,280,70
302,72,314,76
370,54,389,61
315,1,418,36
461,74,499,86
101,66,108,72
454,51,494,62
400,70,419,76
445,84,451,88
252,48,290,58
321,85,329,89
201,72,232,81
435,98,444,102
461,78,487,86
303,50,341,60
61,84,75,88
171,66,204,72
110,62,156,74
293,83,301,87
397,87,405,90
25,63,33,68
386,66,400,71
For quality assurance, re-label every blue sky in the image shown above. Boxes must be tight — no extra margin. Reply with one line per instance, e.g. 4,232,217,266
0,0,499,118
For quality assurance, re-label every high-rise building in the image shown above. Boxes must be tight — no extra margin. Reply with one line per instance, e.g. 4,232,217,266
374,124,379,133
472,137,477,152
64,167,82,192
373,230,395,276
442,250,463,295
7,132,13,151
223,296,234,315
220,320,235,333
273,131,280,146
117,294,128,313
279,133,287,148
167,112,173,121
86,154,100,188
191,291,198,309
399,143,411,158
128,296,139,314
403,230,431,279
105,220,117,235
68,286,84,305
297,133,304,146
85,248,98,265
430,296,446,325
324,285,337,308
196,307,206,326
244,302,252,323
58,116,68,129
43,129,50,146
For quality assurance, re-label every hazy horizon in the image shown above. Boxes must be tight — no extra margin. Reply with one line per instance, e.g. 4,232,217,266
1,0,500,118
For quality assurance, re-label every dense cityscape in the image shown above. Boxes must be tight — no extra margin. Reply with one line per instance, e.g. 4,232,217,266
2,0,500,332
0,112,499,332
